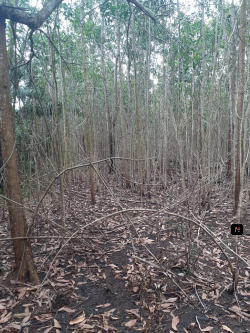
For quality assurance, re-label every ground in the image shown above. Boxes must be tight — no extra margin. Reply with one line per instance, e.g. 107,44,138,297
1,174,250,332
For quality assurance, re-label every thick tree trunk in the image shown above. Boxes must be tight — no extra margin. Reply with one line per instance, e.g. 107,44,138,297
0,15,39,283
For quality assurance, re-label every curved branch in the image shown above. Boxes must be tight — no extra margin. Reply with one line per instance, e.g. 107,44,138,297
0,0,63,29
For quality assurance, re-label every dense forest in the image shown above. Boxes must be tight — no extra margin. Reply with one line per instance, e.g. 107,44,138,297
1,0,250,332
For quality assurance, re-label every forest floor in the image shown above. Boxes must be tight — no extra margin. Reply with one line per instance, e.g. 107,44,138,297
1,174,250,333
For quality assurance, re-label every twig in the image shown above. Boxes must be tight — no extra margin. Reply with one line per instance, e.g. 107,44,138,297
195,284,206,310
36,208,158,290
0,235,99,241
0,283,15,297
195,315,202,330
132,255,195,305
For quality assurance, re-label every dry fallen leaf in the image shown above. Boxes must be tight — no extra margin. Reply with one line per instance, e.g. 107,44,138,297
22,314,31,324
69,312,86,325
229,305,241,313
79,323,95,329
222,325,234,333
34,314,53,321
96,303,111,308
202,292,207,300
124,319,137,328
188,322,196,329
44,327,53,333
161,303,173,309
6,323,21,330
13,313,30,319
171,316,179,331
54,319,62,328
166,297,178,303
201,326,213,332
58,307,75,313
1,310,7,319
17,288,27,299
26,286,39,291
0,312,11,324
126,309,140,318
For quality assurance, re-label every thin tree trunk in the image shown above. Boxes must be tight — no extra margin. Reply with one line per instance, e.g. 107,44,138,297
132,12,144,195
146,10,151,198
57,16,68,184
162,46,168,183
228,0,236,180
81,1,96,204
101,16,114,173
116,0,130,187
200,1,206,207
234,0,246,219
176,0,186,192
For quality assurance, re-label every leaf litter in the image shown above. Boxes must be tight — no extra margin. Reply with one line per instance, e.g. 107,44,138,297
0,178,250,332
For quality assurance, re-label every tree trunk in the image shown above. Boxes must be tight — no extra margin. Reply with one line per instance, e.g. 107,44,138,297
228,0,236,180
200,1,206,207
81,1,96,204
101,16,114,174
132,13,144,196
116,0,130,188
0,15,39,283
234,0,246,219
176,0,186,192
146,9,151,198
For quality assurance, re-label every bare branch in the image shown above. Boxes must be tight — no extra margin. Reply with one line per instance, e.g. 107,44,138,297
127,0,157,21
0,0,63,29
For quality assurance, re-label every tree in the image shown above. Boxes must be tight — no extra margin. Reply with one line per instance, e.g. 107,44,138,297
115,0,130,188
101,15,114,174
81,0,96,204
228,0,236,180
131,9,144,195
200,1,206,207
234,0,246,220
0,0,63,282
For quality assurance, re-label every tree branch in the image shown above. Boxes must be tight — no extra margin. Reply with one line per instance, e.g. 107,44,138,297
0,0,63,29
127,0,157,21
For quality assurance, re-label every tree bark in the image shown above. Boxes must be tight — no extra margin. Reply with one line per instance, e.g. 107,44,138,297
116,0,130,188
0,0,63,29
81,1,96,204
200,1,206,207
228,0,236,180
146,9,151,198
0,15,39,283
101,16,114,174
234,0,246,219
132,12,144,196
176,0,186,192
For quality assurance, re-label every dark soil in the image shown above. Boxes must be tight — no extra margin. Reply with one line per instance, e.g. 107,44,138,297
1,176,250,333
